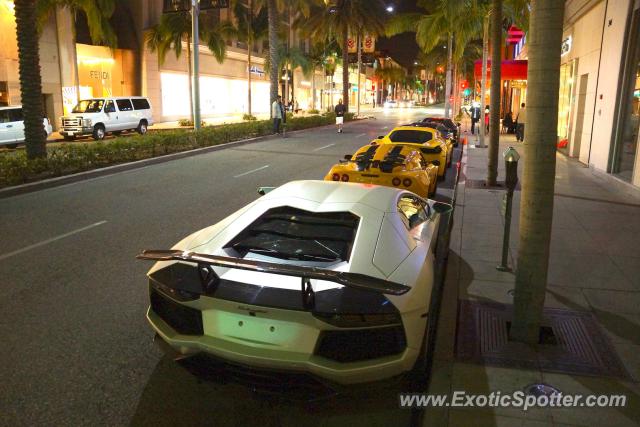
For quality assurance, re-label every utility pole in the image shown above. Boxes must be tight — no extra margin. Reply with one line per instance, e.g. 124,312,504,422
356,33,362,117
192,0,201,130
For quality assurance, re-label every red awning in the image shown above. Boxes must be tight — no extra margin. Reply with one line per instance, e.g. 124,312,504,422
474,60,528,80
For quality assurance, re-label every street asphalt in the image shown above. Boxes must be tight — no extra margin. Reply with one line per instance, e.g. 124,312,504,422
0,107,458,426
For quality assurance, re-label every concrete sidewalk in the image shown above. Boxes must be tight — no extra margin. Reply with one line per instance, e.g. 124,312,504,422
424,130,640,426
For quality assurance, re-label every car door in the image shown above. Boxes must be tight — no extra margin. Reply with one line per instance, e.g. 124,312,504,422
103,100,118,131
115,99,135,130
8,108,25,142
0,109,13,144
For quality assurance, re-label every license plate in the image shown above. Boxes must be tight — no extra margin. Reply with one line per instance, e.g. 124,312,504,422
66,132,74,136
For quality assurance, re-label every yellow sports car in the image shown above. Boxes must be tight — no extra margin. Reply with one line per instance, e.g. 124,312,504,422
324,143,439,198
373,125,452,179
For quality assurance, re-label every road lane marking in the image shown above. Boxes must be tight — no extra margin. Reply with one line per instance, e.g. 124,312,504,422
233,165,270,178
0,221,107,262
355,133,366,138
313,143,336,152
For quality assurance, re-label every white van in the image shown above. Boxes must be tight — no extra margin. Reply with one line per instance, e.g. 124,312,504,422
60,96,154,141
0,106,53,149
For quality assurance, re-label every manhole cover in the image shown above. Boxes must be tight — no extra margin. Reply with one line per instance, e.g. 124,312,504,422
524,383,561,397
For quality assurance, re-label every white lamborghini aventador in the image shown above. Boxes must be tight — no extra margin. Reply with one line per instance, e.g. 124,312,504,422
138,180,446,385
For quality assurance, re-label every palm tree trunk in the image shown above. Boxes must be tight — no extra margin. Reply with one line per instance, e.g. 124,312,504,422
342,25,349,112
247,0,253,117
510,0,565,344
444,33,453,118
186,36,194,124
15,0,46,159
480,14,489,148
267,0,279,112
487,0,502,186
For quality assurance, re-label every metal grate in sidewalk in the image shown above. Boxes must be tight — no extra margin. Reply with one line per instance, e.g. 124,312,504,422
455,300,631,380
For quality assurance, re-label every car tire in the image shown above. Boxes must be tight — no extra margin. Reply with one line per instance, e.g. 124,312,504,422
137,120,148,135
63,135,76,142
92,125,106,141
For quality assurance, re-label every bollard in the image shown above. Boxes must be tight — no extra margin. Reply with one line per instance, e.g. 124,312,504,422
496,147,520,272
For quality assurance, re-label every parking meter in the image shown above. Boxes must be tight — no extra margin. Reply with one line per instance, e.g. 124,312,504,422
497,147,520,272
504,147,520,192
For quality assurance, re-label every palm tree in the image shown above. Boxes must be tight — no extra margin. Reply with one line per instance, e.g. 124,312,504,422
15,0,46,159
264,44,312,101
487,0,502,186
306,42,328,110
263,0,314,113
305,0,387,112
232,0,268,117
146,10,233,124
510,0,565,344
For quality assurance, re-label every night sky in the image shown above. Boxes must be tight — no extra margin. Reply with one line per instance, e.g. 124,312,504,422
377,0,420,69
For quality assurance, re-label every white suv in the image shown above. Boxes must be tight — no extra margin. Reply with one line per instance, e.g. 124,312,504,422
0,106,53,149
60,97,154,141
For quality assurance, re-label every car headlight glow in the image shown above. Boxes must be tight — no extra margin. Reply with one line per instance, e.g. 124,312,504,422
83,118,92,126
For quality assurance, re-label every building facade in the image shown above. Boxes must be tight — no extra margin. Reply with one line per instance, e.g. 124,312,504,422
558,0,640,187
0,0,372,130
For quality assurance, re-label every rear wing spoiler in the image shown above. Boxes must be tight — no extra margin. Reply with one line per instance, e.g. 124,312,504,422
137,250,411,298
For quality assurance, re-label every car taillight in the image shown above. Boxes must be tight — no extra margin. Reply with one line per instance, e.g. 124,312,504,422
341,174,349,182
392,177,401,186
332,173,340,181
403,178,412,187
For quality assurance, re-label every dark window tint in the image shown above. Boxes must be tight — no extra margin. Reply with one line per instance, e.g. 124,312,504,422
8,108,23,122
225,207,360,262
104,100,116,113
116,99,133,111
0,110,10,123
132,98,150,110
389,130,433,144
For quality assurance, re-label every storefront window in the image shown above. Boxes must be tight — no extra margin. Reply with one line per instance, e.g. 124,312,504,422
612,7,640,183
558,61,576,142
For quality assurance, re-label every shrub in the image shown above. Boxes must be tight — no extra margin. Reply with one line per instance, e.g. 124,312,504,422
0,113,356,188
243,114,257,121
178,118,207,127
308,109,319,115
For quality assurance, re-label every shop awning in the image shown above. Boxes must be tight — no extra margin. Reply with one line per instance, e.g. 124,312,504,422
474,60,528,80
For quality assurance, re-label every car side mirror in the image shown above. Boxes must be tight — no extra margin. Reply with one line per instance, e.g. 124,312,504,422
257,187,275,196
344,154,352,160
377,135,384,139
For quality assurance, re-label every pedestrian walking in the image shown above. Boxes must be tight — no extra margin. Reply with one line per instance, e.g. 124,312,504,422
516,103,526,142
272,95,284,135
470,103,481,134
334,99,346,133
485,105,490,133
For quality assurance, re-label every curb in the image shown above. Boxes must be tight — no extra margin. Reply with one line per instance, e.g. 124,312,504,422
0,122,347,200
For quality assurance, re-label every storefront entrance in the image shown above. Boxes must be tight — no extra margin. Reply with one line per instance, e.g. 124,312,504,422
611,3,640,184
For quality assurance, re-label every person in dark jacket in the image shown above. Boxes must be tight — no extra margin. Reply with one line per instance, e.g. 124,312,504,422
470,103,481,134
334,99,346,133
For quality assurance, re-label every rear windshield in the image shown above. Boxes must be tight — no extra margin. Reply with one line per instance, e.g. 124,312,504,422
389,129,433,144
225,207,360,263
72,100,104,113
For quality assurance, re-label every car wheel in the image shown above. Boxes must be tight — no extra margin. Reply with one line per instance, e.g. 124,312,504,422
92,125,105,141
63,135,76,142
137,120,148,135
